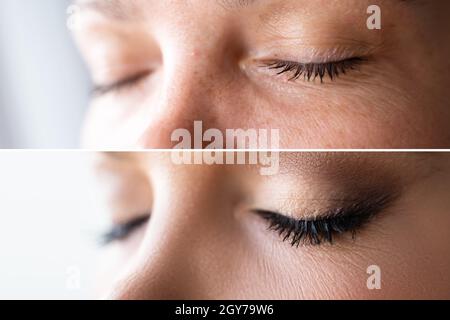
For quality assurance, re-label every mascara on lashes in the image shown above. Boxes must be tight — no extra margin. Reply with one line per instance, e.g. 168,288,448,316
99,192,395,247
100,215,150,245
255,192,395,246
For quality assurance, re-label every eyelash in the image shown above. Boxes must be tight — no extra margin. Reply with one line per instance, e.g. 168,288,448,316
92,57,364,96
257,210,365,246
100,215,150,245
263,57,365,83
92,71,151,97
100,194,391,247
255,194,392,247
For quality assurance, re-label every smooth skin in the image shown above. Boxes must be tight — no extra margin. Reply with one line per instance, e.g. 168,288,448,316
93,152,450,299
73,0,450,149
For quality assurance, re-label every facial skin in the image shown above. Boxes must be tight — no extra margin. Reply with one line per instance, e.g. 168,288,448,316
72,0,450,149
93,152,450,299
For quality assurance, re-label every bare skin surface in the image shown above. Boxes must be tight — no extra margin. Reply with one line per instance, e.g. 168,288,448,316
73,0,450,149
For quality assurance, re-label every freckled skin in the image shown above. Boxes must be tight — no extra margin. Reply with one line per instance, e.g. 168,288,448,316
94,153,450,299
73,0,450,149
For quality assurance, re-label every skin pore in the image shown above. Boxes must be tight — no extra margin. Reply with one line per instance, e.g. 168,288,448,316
72,0,450,149
93,152,450,299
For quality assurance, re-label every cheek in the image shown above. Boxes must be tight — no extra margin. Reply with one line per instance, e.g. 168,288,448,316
269,90,447,148
236,245,434,300
225,73,435,148
208,216,371,299
221,210,448,300
211,240,375,299
81,76,449,149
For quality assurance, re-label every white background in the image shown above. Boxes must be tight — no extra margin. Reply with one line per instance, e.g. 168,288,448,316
0,152,108,299
0,0,90,148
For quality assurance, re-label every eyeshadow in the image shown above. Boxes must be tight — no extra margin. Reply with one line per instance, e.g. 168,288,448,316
255,190,399,246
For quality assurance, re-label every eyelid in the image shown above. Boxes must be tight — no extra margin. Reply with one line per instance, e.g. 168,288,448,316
100,215,150,245
92,70,151,97
255,193,395,247
261,57,366,83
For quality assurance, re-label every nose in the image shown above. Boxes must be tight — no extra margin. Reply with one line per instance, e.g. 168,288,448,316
108,160,237,299
136,29,242,149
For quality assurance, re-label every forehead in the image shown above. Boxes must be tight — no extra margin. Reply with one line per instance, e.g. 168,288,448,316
75,0,414,21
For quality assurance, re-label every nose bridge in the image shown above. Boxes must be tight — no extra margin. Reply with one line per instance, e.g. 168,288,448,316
138,54,225,149
137,63,214,148
110,161,234,299
137,15,237,148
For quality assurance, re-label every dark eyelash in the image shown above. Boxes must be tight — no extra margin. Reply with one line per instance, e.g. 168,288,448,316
100,215,150,246
264,57,365,83
255,193,393,247
92,71,150,97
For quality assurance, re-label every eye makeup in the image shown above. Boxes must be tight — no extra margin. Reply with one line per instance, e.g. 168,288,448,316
100,191,395,247
100,214,150,245
97,153,427,250
254,192,396,247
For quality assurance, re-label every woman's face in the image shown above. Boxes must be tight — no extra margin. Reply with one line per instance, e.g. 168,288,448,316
94,152,450,299
74,0,450,149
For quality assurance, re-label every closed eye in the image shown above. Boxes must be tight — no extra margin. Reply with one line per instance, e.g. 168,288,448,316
254,193,394,247
92,71,151,97
262,57,366,83
100,215,150,245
